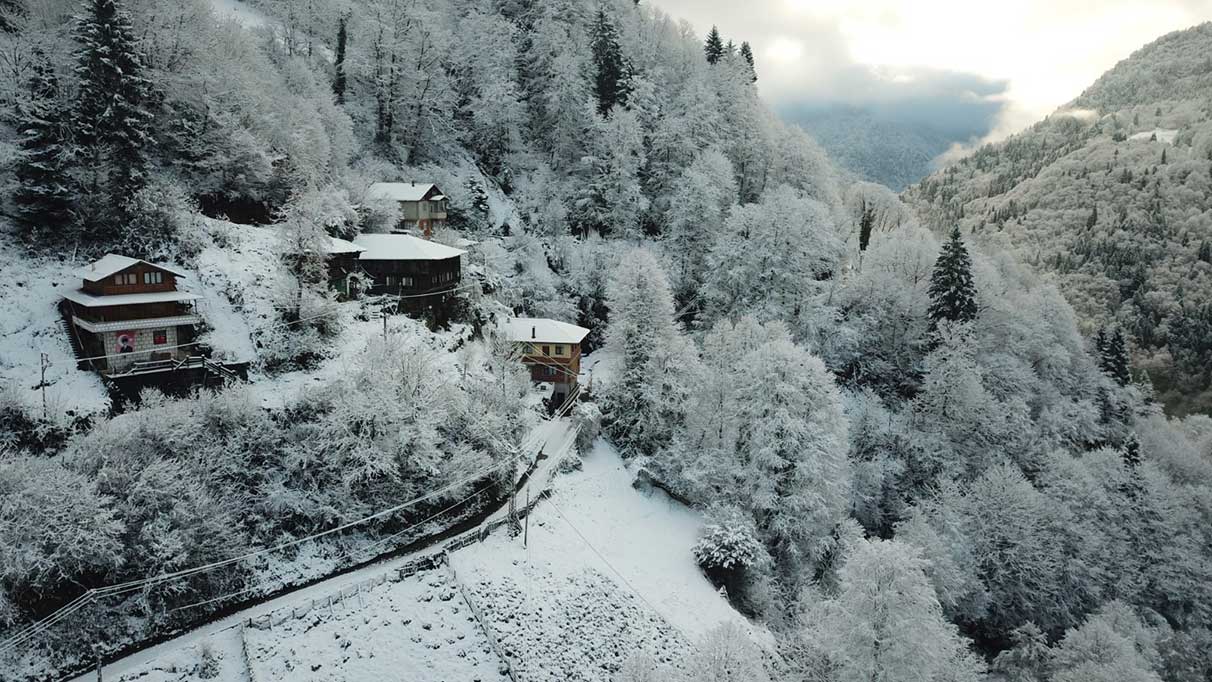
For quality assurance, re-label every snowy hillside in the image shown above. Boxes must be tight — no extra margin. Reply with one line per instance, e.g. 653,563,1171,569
81,439,769,682
905,23,1212,415
4,1,1212,682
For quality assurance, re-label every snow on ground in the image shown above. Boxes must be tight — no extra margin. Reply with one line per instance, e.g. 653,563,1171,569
191,218,480,409
456,564,686,681
108,629,247,682
208,0,270,29
0,238,108,417
1128,128,1178,143
578,349,617,394
245,570,506,682
449,439,770,680
190,218,275,363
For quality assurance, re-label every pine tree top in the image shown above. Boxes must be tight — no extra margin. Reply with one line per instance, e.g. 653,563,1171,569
704,26,724,65
927,227,979,332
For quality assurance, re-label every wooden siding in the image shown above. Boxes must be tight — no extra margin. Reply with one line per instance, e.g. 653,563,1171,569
360,256,461,298
83,263,178,296
72,301,196,323
520,343,582,383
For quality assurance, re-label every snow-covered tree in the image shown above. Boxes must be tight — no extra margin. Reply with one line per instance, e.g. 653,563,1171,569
927,227,979,337
601,248,695,455
811,538,984,682
703,185,843,330
1050,602,1165,682
0,457,124,603
73,0,155,238
575,107,649,238
589,5,631,115
665,149,736,303
11,49,73,243
703,25,724,65
684,622,771,682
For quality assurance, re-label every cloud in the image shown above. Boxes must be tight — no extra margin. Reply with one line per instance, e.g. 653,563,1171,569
647,0,1212,155
649,0,1014,150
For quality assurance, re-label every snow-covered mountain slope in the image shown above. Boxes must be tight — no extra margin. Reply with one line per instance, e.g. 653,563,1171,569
904,23,1212,415
94,439,766,682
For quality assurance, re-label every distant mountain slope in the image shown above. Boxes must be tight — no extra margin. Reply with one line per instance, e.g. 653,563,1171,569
904,23,1212,415
788,106,957,191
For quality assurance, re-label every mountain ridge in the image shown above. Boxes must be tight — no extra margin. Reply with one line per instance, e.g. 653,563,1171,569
904,22,1212,415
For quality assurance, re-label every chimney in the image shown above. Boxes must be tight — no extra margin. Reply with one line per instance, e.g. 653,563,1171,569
531,325,536,339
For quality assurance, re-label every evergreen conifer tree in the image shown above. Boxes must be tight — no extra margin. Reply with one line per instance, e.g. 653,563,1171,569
333,14,348,105
73,0,155,238
1121,434,1141,470
927,227,978,335
12,50,74,243
1199,240,1212,263
858,202,875,253
1100,328,1131,387
704,26,724,65
1086,205,1098,229
590,7,632,115
739,41,756,82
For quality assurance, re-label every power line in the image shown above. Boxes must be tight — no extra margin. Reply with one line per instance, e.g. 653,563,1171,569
0,451,528,653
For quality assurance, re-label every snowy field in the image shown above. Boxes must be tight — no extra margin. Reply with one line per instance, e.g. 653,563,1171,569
450,440,771,680
245,569,506,682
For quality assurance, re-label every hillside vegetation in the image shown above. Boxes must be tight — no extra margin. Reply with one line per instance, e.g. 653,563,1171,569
905,23,1212,415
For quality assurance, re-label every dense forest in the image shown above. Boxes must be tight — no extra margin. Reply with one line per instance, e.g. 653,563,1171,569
0,0,1210,681
905,23,1212,416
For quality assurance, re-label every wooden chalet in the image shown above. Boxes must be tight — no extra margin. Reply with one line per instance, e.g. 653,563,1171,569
59,255,240,393
499,317,590,407
350,233,466,315
366,182,448,238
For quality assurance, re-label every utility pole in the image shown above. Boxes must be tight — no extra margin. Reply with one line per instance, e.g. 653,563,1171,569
382,311,388,341
95,655,102,681
34,353,52,420
523,487,530,548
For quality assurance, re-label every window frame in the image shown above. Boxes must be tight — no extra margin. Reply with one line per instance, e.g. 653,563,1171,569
153,330,168,345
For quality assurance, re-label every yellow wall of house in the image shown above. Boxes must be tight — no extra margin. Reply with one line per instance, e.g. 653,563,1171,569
524,342,569,357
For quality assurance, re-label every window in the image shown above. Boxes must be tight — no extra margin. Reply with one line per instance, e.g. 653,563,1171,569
386,275,396,287
113,273,137,285
153,330,168,345
542,345,551,356
554,345,564,356
545,366,557,377
143,271,163,285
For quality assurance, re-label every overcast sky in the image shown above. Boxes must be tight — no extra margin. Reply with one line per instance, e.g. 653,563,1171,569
650,0,1212,147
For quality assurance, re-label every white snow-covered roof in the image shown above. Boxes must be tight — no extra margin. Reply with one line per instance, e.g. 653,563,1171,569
366,182,442,203
325,237,365,255
73,254,189,282
61,289,200,308
354,234,466,261
72,314,203,333
499,318,590,345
